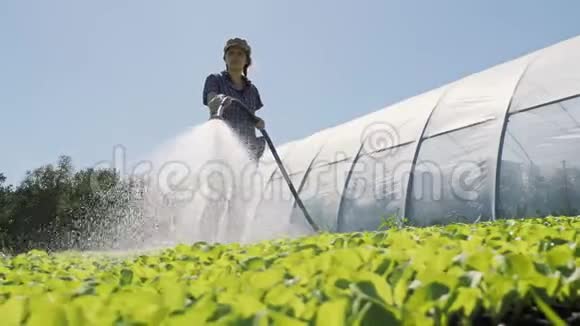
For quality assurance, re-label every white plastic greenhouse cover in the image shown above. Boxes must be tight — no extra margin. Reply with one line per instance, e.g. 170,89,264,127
255,35,580,232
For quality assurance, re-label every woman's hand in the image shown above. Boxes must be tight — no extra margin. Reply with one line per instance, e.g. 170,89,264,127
255,116,265,129
208,94,233,115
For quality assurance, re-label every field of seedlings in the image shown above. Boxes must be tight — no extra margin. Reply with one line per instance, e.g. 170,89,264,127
0,216,578,325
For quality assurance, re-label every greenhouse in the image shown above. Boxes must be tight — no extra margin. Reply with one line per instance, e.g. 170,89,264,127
255,35,580,232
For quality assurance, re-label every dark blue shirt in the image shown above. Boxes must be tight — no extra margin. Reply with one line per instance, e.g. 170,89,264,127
202,71,264,143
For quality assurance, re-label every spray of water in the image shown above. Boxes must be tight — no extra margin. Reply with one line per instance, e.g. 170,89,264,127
73,120,314,252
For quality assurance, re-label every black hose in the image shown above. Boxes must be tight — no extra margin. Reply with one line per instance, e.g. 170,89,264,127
257,127,320,232
216,98,320,232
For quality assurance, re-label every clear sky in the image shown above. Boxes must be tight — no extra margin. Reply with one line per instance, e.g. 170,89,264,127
1,1,579,185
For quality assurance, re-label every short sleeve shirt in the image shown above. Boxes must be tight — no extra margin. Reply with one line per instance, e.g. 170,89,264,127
202,71,264,142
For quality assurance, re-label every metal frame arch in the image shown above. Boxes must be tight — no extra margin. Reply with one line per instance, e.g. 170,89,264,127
491,56,536,221
401,87,452,223
289,145,325,210
248,144,323,224
335,141,367,232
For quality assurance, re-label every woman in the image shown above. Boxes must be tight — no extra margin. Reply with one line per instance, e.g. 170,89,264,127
202,37,266,163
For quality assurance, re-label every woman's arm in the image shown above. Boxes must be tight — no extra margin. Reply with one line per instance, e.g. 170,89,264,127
203,74,231,115
252,84,264,111
203,74,220,106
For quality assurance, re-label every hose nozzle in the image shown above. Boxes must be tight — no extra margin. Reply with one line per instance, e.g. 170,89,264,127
210,99,227,120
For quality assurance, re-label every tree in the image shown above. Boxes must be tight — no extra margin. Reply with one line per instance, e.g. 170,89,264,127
0,155,144,253
0,173,13,249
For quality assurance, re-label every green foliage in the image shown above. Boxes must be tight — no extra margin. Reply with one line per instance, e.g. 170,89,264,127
377,214,408,231
0,155,141,253
0,216,578,324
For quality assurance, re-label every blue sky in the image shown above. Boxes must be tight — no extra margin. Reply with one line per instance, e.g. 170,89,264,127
1,1,579,185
